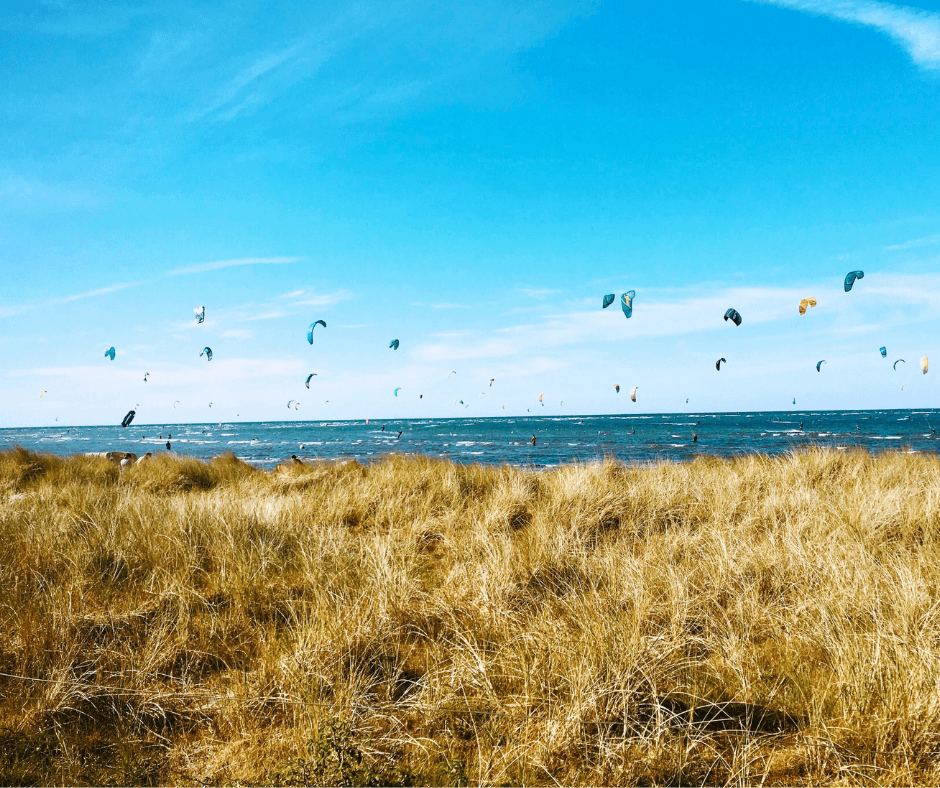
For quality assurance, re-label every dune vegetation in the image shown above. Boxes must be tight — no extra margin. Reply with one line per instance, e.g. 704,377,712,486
2,446,940,785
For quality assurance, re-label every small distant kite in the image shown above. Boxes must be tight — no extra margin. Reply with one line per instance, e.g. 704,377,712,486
105,347,115,360
621,290,635,319
307,320,326,344
394,388,401,397
603,293,615,309
723,309,742,326
389,339,400,350
844,270,864,292
121,410,136,428
921,356,929,375
880,346,887,358
448,370,457,377
39,390,46,397
816,360,826,372
200,347,212,361
614,384,620,393
489,378,495,386
798,297,817,315
173,401,180,409
305,373,317,388
143,373,149,382
894,359,905,370
194,306,205,324
630,386,637,402
716,358,726,370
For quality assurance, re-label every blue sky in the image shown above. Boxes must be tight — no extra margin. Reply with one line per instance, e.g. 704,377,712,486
3,0,940,426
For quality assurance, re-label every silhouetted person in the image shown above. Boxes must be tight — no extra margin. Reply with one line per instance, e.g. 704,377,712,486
397,430,403,439
799,422,803,431
693,434,698,442
291,454,304,465
382,425,386,431
166,441,171,450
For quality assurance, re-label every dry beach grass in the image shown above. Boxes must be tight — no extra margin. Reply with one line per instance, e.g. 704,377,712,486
2,446,940,785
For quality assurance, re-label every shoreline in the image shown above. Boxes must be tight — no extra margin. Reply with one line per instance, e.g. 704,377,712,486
0,409,938,471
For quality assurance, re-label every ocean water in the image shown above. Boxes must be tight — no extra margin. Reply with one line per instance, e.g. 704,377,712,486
1,410,939,468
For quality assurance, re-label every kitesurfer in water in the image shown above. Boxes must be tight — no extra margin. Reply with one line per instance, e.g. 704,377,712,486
166,441,171,450
398,430,403,439
531,435,536,446
693,434,698,442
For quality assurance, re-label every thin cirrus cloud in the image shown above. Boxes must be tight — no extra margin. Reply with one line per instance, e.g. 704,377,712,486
285,289,351,306
169,256,303,275
54,281,144,303
745,0,940,70
0,280,144,320
884,233,940,250
183,41,308,122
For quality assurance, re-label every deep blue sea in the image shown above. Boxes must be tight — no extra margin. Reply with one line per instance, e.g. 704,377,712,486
1,410,939,468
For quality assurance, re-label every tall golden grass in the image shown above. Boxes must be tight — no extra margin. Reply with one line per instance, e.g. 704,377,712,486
2,446,940,785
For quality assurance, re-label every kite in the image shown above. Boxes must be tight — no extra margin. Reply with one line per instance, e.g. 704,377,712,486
200,347,212,361
844,271,864,292
307,320,327,344
194,306,205,324
716,358,726,370
105,347,115,360
621,290,635,319
603,293,615,309
389,339,399,350
723,308,742,326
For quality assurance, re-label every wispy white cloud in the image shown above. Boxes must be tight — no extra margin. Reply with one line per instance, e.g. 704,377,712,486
53,281,144,303
169,256,302,275
184,41,308,122
0,280,144,321
285,288,350,307
417,273,940,364
746,0,940,70
432,302,471,309
885,233,940,250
